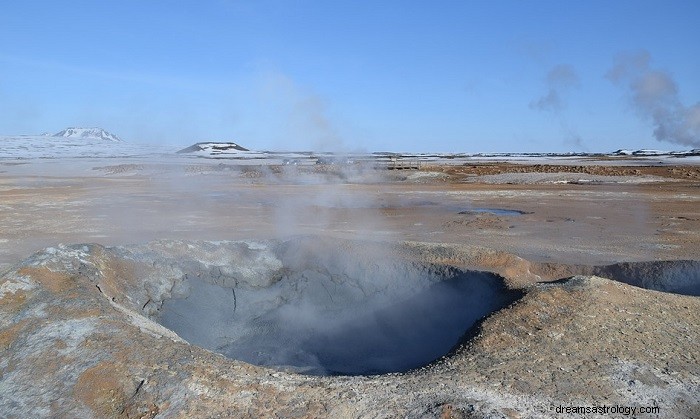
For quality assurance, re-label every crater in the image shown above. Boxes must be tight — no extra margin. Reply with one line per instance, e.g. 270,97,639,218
589,260,700,296
40,239,699,378
141,239,520,376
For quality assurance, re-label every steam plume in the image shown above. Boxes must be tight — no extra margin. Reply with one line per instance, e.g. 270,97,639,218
530,64,579,112
607,51,700,148
261,71,345,152
530,64,586,150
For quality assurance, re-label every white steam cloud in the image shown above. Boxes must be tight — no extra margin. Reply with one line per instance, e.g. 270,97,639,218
607,51,700,148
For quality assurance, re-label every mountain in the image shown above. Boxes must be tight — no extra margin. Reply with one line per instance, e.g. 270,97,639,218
177,142,249,154
53,127,123,142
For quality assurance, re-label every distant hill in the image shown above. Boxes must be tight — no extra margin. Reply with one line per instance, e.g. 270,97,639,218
53,127,122,142
177,142,249,154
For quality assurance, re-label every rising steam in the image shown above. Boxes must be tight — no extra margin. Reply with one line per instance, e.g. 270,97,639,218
530,64,580,112
607,50,700,148
530,64,586,150
260,71,346,152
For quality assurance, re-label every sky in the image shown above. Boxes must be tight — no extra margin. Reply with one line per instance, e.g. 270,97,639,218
1,0,698,152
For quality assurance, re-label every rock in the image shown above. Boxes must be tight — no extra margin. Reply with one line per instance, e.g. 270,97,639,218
1,239,698,418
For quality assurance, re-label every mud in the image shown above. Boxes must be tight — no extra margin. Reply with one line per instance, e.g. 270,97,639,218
109,238,520,376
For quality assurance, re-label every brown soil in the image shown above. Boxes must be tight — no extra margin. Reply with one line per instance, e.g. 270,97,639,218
430,162,700,181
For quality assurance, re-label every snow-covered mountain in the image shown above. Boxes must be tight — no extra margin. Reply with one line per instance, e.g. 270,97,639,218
53,127,122,142
0,128,176,159
177,142,249,153
176,142,280,159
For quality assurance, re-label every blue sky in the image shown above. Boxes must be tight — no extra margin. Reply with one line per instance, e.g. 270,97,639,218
1,1,698,152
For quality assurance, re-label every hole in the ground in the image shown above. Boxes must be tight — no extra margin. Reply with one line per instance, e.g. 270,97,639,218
152,241,519,376
592,260,700,296
540,260,700,296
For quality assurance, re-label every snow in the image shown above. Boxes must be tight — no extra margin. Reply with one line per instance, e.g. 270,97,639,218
176,142,275,159
53,127,123,142
631,149,666,155
0,135,174,159
1,131,699,166
177,142,248,153
613,149,634,155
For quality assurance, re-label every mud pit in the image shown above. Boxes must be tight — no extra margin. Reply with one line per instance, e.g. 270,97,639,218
150,242,699,377
151,240,518,375
585,260,700,296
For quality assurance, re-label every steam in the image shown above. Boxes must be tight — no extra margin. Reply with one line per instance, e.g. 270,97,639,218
83,120,512,376
530,64,586,150
563,128,585,150
606,51,700,148
530,64,579,112
260,72,346,152
91,151,511,375
148,237,516,375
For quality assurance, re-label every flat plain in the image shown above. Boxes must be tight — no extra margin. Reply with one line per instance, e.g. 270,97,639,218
1,154,698,418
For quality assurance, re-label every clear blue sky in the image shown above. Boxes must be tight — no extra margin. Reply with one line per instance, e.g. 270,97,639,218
1,1,698,152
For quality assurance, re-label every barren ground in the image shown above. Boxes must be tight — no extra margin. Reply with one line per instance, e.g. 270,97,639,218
1,160,699,270
1,157,698,418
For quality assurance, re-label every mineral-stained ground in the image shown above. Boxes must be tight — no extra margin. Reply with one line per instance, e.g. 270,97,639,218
1,158,698,418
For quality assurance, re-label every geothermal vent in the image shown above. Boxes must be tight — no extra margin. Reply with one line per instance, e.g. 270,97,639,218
107,238,519,376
